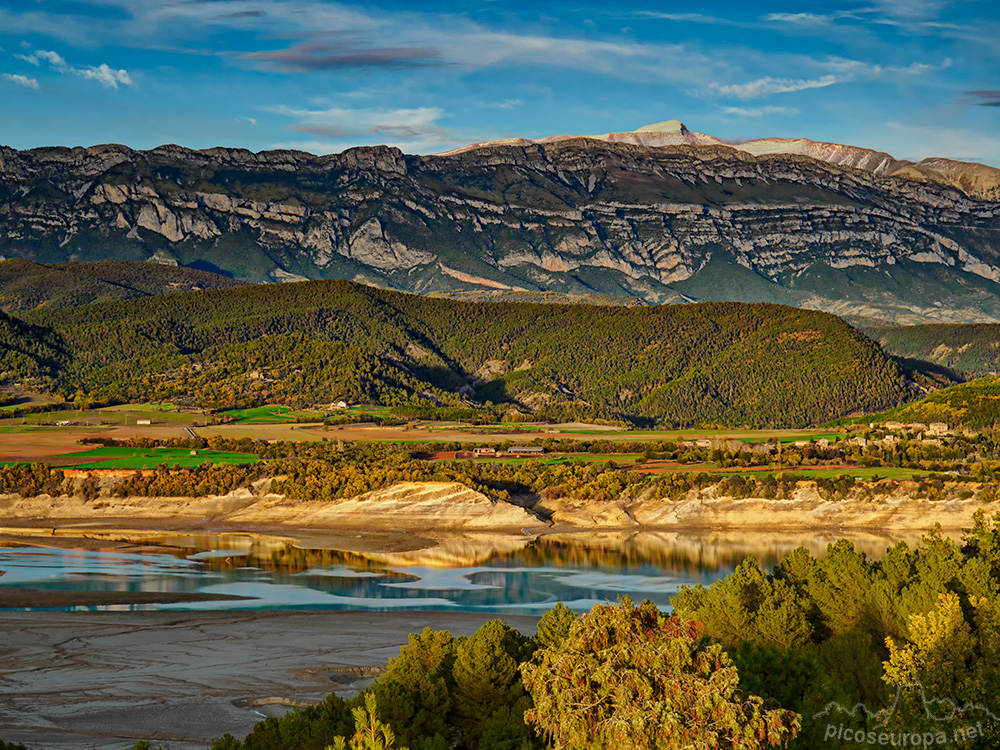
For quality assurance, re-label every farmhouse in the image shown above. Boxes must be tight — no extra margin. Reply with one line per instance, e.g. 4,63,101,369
474,448,497,457
507,446,545,456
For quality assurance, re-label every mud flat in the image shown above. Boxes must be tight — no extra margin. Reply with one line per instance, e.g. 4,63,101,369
0,610,540,750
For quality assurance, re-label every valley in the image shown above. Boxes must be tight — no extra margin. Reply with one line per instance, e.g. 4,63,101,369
3,135,1000,750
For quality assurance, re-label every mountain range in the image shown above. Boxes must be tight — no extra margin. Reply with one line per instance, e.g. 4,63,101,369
2,122,1000,324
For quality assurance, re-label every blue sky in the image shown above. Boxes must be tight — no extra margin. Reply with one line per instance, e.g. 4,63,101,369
0,0,998,165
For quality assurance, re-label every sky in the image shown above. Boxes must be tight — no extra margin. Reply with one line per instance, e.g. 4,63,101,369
0,0,998,166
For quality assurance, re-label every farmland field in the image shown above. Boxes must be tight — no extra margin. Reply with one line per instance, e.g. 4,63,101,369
220,405,324,424
56,446,260,470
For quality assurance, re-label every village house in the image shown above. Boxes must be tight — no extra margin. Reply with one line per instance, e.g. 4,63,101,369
507,446,545,456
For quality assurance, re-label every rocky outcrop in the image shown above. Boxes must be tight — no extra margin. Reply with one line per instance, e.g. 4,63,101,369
1,135,1000,322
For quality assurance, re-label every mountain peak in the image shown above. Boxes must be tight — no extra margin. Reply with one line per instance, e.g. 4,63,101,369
635,120,688,134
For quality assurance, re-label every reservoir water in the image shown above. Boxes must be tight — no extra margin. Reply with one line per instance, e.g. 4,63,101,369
0,529,909,615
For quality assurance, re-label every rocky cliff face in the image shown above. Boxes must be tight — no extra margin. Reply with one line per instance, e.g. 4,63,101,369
2,132,1000,323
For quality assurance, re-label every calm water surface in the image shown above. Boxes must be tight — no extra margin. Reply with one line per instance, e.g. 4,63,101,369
0,530,905,614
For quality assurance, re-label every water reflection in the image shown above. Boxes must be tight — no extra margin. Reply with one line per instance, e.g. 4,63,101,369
0,528,928,614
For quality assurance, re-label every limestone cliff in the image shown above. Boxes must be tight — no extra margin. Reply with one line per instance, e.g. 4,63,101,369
2,133,1000,322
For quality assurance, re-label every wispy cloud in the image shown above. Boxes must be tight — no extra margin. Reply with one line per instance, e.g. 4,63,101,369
478,99,524,110
15,49,67,67
267,104,455,153
246,40,443,73
711,75,840,99
722,105,797,117
14,48,132,89
870,0,955,22
2,2,713,86
709,57,950,99
967,90,1000,107
764,5,993,43
765,12,839,25
1,72,39,90
632,12,744,26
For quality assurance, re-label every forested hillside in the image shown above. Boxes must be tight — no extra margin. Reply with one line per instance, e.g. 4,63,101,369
871,375,1000,428
0,312,65,382
869,323,1000,377
0,259,245,313
4,280,912,427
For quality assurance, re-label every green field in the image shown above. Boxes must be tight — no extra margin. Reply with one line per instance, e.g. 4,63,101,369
221,405,323,424
103,402,177,412
0,405,201,427
57,446,260,469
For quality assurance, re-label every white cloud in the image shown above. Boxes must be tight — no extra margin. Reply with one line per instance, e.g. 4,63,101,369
711,75,841,99
1,73,39,90
75,63,132,89
13,48,132,89
478,99,523,110
723,105,798,117
765,12,835,25
15,50,67,67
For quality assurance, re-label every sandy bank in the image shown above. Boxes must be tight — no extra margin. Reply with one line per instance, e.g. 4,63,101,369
0,480,546,532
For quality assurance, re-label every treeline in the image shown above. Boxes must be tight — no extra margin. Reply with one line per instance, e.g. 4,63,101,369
7,279,913,427
871,375,1000,428
31,437,986,506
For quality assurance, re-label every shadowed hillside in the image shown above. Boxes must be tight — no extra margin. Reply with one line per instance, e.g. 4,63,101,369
0,259,246,313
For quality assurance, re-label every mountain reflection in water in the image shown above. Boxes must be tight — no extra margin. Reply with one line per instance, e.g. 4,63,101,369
0,528,929,614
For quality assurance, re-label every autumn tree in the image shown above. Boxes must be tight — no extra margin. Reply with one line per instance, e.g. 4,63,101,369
521,598,800,750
